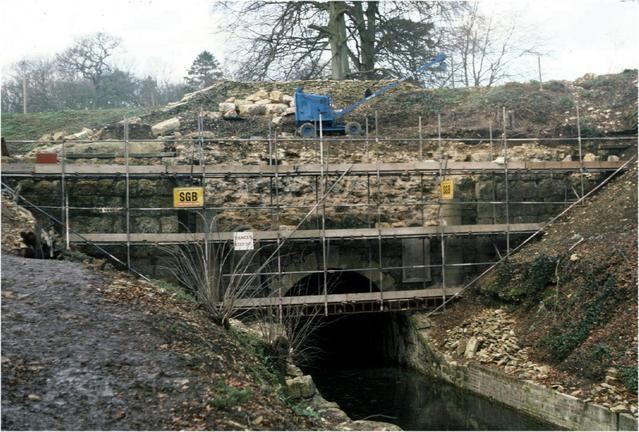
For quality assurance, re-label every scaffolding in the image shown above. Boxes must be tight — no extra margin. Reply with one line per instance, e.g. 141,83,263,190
2,110,635,316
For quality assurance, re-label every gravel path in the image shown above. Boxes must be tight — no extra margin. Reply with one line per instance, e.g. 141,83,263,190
1,255,204,430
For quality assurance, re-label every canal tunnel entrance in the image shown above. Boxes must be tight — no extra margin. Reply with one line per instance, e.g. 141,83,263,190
286,271,406,369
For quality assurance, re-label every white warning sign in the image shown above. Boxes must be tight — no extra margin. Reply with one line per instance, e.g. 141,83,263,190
233,231,254,251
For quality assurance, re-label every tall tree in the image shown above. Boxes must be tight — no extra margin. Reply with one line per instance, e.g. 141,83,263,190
217,1,463,81
184,51,223,90
56,32,121,106
444,2,542,87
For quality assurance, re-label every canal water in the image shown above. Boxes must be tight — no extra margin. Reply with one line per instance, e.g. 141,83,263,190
310,367,557,431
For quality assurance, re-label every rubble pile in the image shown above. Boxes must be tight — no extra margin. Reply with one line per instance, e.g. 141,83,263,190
217,89,296,125
1,192,37,255
439,308,638,417
441,309,550,379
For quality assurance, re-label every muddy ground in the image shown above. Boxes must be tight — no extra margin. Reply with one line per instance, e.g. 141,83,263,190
1,254,319,430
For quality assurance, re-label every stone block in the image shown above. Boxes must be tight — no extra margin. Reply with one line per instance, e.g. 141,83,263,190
464,336,481,358
133,217,160,233
160,216,179,233
269,90,283,102
70,180,99,196
136,179,157,196
246,104,267,115
282,94,294,105
218,102,237,112
33,180,59,195
265,103,288,115
96,179,115,192
285,375,316,400
151,118,180,136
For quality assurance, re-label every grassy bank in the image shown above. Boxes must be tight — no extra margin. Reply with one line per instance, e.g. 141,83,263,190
1,107,150,141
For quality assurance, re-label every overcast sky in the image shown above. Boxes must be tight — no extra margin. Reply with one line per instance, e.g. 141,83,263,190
1,0,638,83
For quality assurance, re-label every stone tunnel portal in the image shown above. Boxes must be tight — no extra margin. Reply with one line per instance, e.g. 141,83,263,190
287,272,404,370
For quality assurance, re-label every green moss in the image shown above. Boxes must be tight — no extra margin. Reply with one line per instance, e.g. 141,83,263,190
210,379,252,410
621,366,638,393
542,275,617,361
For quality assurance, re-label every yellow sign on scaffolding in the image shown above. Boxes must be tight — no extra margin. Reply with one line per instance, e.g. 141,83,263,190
173,187,204,208
440,179,454,200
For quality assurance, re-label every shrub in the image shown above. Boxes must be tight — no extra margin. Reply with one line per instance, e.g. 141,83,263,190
210,379,252,410
621,366,638,393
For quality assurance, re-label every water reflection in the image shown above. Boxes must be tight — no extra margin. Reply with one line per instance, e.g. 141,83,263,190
309,367,558,431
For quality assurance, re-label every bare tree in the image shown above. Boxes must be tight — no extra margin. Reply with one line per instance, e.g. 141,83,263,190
56,32,121,106
445,2,542,87
216,1,464,81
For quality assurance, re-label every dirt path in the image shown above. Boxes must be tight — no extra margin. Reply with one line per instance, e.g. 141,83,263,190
0,255,310,430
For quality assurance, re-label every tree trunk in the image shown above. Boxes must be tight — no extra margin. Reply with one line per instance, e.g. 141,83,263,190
350,1,377,78
328,1,350,80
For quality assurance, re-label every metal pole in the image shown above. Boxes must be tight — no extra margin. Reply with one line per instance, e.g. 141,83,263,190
319,114,328,316
576,102,585,201
274,131,280,227
419,116,423,160
124,119,131,271
502,107,510,255
437,113,446,305
489,120,497,224
65,192,69,250
376,162,383,310
277,234,283,324
437,113,442,162
367,173,373,292
365,117,369,163
61,140,68,249
268,121,274,227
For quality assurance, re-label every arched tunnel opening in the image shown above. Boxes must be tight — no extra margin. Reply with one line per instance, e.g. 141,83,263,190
286,271,406,371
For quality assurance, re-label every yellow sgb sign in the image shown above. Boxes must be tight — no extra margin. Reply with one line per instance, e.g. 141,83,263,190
440,179,454,200
173,187,204,208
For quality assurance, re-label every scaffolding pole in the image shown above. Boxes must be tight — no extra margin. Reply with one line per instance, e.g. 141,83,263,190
124,118,131,271
419,116,423,161
502,107,511,255
61,140,69,250
437,113,447,306
489,120,497,225
376,161,384,310
319,114,328,316
576,102,585,201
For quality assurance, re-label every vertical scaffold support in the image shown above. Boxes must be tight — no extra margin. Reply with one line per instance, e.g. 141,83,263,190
277,233,283,324
319,114,328,316
489,120,497,225
419,115,423,161
268,121,275,227
61,139,69,250
365,117,370,163
376,161,384,310
124,118,131,271
437,113,446,306
502,107,510,255
274,131,280,227
576,102,585,201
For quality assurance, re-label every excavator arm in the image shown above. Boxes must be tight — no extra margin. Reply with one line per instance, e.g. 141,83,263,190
334,53,447,119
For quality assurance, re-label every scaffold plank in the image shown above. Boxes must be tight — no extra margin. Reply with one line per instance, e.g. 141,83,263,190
1,160,625,178
69,223,541,244
231,287,461,308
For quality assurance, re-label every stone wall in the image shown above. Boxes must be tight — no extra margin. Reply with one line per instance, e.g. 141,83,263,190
400,316,638,431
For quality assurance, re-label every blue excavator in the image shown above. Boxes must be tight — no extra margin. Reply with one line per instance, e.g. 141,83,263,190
294,53,446,137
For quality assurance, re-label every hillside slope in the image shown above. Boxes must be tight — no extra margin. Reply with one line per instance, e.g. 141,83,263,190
2,70,636,142
426,162,638,414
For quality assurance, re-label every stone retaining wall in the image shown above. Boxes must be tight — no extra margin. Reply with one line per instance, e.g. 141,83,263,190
402,316,638,431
